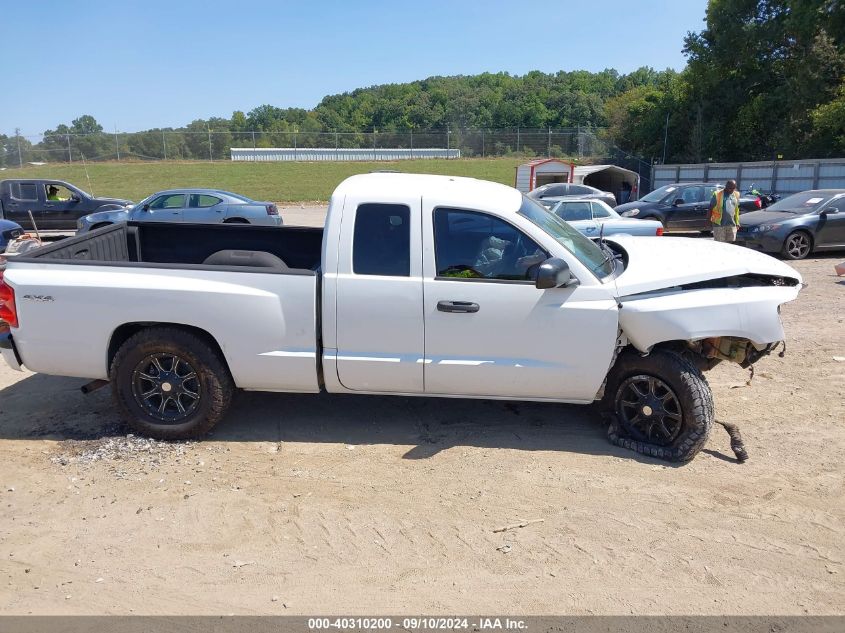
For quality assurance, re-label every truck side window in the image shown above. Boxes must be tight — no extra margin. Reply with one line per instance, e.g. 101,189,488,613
12,183,38,201
352,203,410,277
434,208,547,281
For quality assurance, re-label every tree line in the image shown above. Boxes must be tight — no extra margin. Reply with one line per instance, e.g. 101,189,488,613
2,0,842,167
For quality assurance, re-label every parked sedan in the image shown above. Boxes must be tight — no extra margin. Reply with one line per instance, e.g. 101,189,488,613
543,198,664,238
736,190,845,260
616,182,761,231
528,183,618,208
77,189,282,233
0,219,24,254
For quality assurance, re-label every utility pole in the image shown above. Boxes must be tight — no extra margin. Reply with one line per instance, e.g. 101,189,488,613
15,128,23,168
207,123,213,162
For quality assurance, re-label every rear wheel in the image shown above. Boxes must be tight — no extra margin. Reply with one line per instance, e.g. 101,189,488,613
110,327,234,440
602,349,713,462
781,230,812,260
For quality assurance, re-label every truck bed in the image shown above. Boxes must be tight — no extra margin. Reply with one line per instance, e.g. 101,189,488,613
18,221,324,271
5,222,324,392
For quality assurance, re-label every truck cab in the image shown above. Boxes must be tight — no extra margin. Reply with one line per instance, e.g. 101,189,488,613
0,179,131,231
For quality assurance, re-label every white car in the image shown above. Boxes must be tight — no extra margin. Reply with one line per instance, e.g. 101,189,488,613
540,198,664,237
0,173,802,462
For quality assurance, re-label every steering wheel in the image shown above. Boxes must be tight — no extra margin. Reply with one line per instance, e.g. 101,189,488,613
502,233,529,272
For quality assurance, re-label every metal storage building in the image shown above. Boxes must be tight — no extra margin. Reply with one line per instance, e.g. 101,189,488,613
514,159,574,193
230,147,460,162
652,158,845,194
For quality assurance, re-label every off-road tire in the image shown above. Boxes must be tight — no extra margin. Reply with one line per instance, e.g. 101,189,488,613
601,349,714,462
110,327,234,440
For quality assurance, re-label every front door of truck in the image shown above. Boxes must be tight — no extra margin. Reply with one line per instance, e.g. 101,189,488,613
333,199,425,393
422,206,618,401
42,183,80,229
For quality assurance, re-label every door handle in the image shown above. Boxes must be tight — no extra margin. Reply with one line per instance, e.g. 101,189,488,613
437,300,480,313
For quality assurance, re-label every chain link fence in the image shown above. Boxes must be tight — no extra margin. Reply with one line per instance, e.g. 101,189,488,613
4,127,622,165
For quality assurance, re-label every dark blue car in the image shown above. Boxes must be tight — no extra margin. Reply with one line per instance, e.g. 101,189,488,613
0,219,24,254
736,190,845,260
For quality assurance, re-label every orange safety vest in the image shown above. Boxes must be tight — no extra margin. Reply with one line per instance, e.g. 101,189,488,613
710,189,741,225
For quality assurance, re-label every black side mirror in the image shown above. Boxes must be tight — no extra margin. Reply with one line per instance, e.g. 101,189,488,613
141,204,150,212
70,194,81,203
535,257,578,290
820,207,840,216
673,198,685,206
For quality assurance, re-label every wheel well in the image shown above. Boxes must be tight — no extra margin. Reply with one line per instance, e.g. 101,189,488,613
107,323,230,374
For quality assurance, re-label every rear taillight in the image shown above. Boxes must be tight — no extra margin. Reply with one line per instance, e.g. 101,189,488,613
754,197,762,209
266,204,279,216
656,227,664,236
0,270,18,328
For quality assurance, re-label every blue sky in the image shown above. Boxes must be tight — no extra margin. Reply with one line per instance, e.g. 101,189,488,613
1,0,708,136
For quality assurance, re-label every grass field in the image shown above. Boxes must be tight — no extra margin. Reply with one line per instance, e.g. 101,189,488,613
0,158,524,203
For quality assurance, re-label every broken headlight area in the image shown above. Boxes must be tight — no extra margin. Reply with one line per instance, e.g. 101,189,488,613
688,337,782,371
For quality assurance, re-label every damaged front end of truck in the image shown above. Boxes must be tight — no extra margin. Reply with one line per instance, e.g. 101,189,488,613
596,236,803,463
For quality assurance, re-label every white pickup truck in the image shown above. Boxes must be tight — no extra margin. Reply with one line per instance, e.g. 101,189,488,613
0,173,802,461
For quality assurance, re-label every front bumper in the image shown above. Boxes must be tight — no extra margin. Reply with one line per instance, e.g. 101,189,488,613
0,329,24,371
735,229,784,253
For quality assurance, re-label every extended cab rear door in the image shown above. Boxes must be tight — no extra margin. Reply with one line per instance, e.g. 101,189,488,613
3,182,44,229
330,195,425,393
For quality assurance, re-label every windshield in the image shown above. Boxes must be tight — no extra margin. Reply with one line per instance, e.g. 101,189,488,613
518,196,614,279
640,185,678,203
767,191,833,213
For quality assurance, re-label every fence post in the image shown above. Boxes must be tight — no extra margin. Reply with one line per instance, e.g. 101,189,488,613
115,126,120,161
516,126,520,154
252,130,256,151
481,129,485,158
294,132,298,161
162,131,167,160
67,134,72,163
410,129,413,159
547,127,551,158
373,130,376,161
335,131,339,161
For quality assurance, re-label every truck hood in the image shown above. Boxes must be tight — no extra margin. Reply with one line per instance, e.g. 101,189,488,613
606,235,802,297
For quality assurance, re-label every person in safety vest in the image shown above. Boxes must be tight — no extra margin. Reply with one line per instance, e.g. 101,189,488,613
709,179,741,243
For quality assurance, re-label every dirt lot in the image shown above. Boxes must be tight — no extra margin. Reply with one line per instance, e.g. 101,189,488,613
0,215,843,615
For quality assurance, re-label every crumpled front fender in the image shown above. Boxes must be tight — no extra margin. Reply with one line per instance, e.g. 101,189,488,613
618,285,800,353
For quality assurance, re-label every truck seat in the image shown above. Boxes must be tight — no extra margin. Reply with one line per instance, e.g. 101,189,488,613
202,249,289,270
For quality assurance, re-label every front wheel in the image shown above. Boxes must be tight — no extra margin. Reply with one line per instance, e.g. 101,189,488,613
782,230,812,260
110,327,234,440
601,349,713,462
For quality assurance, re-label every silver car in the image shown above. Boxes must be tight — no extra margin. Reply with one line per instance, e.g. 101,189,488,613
541,198,664,237
77,189,283,233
